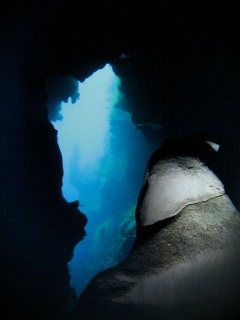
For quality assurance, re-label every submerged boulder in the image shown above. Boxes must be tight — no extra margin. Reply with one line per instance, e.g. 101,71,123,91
71,140,240,320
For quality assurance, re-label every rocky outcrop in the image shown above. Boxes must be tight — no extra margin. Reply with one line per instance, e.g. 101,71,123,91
72,174,240,320
1,2,240,320
0,68,87,320
72,139,240,319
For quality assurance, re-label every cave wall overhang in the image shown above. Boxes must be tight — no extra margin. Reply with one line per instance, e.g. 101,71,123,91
1,1,240,319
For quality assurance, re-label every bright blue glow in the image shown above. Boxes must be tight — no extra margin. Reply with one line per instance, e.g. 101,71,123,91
51,64,157,296
52,64,116,202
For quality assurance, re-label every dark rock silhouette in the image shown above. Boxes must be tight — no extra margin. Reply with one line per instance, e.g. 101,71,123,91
1,1,240,320
0,74,87,320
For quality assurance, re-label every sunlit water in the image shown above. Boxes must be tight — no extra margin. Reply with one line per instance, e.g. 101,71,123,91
51,64,157,296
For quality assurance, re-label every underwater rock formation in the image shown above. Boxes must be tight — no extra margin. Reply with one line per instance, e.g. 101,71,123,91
136,136,224,226
71,142,240,320
0,73,87,320
1,2,240,320
138,156,224,226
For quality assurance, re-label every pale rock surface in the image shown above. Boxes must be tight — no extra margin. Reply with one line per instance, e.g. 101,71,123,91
140,156,225,226
70,154,240,320
72,194,240,320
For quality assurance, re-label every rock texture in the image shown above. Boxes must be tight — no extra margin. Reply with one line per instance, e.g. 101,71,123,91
139,156,225,226
1,2,240,320
72,194,240,320
72,143,240,320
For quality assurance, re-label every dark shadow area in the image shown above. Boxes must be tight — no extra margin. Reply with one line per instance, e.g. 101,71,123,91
1,1,240,320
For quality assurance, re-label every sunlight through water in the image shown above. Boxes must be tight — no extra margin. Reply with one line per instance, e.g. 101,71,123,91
51,64,158,296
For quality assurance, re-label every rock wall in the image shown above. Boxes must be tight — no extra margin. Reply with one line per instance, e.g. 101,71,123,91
1,1,240,319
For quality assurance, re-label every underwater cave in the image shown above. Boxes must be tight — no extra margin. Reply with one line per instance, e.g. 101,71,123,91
50,64,158,295
1,1,240,320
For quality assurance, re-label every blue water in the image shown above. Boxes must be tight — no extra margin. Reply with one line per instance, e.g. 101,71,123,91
51,64,158,296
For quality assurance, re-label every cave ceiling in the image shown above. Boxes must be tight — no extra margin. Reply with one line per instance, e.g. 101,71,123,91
2,1,240,137
1,1,240,205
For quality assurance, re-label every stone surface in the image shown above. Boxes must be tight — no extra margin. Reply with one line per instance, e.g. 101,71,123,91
1,2,240,320
139,157,225,226
72,195,240,320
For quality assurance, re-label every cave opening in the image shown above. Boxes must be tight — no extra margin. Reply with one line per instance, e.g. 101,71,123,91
51,64,158,296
